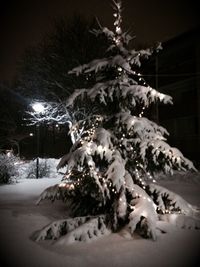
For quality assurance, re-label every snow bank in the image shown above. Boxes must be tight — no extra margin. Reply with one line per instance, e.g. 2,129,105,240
0,175,200,267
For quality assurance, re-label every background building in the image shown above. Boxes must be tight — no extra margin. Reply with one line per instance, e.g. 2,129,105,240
146,27,200,166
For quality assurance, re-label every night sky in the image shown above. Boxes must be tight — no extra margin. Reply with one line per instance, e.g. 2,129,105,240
0,0,199,82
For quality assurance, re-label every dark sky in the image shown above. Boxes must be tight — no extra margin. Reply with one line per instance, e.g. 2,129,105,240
0,0,199,82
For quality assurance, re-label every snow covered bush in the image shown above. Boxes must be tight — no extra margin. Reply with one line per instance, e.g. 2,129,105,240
15,158,63,180
34,0,199,244
26,158,51,179
0,152,19,183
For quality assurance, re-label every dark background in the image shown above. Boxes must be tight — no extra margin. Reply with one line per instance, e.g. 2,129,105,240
0,0,199,82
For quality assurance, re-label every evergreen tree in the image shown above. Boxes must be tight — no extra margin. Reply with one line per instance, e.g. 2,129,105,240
34,0,199,244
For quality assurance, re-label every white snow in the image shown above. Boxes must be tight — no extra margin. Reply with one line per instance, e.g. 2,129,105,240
0,172,200,267
105,150,125,191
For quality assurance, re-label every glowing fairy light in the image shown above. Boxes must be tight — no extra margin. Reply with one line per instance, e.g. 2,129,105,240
116,26,121,33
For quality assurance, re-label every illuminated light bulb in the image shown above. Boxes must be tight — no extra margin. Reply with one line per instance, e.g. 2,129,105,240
116,26,121,33
118,67,122,72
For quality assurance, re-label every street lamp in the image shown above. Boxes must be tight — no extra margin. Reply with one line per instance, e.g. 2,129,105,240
32,102,45,178
32,102,45,113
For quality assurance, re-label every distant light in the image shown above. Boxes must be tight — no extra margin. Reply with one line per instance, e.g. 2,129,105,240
32,102,45,113
55,124,59,128
29,133,34,136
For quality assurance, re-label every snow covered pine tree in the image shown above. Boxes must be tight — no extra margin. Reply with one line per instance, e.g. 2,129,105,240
34,0,200,244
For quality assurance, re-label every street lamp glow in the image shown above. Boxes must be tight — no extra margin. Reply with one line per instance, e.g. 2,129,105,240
32,102,45,113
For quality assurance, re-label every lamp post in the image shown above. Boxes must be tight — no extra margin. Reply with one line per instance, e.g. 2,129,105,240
32,102,45,178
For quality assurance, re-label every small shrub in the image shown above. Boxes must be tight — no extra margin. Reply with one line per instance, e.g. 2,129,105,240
0,153,19,183
26,158,51,179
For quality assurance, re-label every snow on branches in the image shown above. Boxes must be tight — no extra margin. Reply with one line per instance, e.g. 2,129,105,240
33,215,110,244
66,80,172,109
34,0,199,244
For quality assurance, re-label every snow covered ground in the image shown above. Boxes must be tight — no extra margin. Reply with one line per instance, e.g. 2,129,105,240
0,172,200,267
